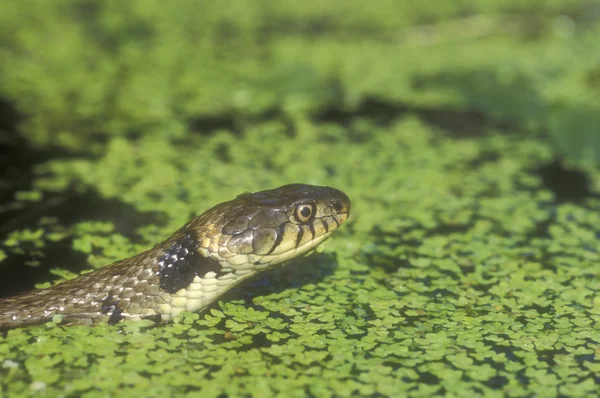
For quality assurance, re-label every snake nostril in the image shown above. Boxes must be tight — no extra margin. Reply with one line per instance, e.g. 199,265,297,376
332,201,343,213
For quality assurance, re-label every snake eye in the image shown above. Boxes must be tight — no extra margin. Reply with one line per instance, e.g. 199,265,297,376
294,204,315,223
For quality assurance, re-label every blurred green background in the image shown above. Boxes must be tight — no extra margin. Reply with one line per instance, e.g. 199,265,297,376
0,1,599,397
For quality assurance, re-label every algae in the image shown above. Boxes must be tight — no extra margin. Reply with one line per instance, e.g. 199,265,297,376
1,1,599,397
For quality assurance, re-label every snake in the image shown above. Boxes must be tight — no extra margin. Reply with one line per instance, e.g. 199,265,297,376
0,184,350,329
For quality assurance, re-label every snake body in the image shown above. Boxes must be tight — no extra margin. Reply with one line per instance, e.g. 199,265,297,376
0,184,350,329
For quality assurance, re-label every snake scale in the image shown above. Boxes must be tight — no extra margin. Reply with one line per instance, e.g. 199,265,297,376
0,184,350,329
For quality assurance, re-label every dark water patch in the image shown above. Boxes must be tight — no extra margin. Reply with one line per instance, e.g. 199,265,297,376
0,238,89,299
365,252,412,275
313,97,505,139
513,369,532,389
251,332,275,350
485,375,509,389
349,302,377,323
0,189,165,298
187,107,289,137
537,160,597,204
207,329,283,353
313,98,404,130
188,112,241,135
0,109,110,237
428,288,458,300
418,108,490,138
400,313,431,329
258,15,393,44
417,370,441,386
0,101,57,209
422,221,473,238
0,97,22,134
522,213,556,242
467,151,501,168
369,224,422,248
520,303,555,316
343,330,368,341
537,348,570,367
484,336,524,363
192,94,524,146
0,188,164,242
412,68,542,137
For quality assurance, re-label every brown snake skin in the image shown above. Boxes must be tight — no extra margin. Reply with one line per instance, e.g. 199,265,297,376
0,184,350,329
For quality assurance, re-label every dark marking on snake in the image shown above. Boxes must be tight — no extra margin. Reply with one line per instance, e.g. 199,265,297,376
330,217,339,229
201,257,227,279
307,221,316,239
295,225,304,248
141,313,163,325
156,234,201,293
100,295,123,325
156,233,228,293
266,224,286,255
321,219,329,233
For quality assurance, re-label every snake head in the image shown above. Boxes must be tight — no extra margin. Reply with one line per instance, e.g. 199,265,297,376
197,184,351,269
